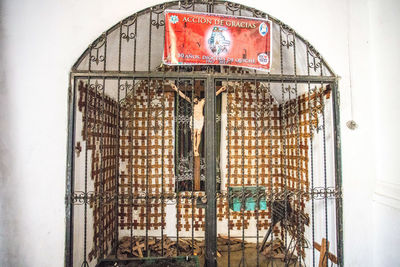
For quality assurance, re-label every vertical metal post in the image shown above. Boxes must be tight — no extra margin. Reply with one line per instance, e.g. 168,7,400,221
175,77,181,256
331,80,344,267
226,78,232,267
240,79,245,267
145,78,151,257
65,74,75,267
114,78,121,257
205,75,217,267
191,78,195,253
129,79,135,254
254,79,260,267
99,77,106,260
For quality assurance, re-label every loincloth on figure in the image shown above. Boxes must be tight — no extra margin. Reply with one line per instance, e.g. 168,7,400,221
190,116,204,131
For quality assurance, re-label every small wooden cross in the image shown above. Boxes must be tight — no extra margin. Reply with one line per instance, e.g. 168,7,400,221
75,142,82,157
314,238,338,267
132,241,144,258
130,239,156,258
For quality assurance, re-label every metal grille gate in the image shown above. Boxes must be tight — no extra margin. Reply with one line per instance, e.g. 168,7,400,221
66,1,343,267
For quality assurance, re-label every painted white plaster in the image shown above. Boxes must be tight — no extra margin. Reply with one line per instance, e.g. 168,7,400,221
0,0,399,266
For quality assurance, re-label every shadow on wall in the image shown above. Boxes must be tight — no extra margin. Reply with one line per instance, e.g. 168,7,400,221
0,2,18,264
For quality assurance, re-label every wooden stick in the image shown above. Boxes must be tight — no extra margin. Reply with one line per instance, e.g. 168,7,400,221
218,234,246,244
194,156,201,191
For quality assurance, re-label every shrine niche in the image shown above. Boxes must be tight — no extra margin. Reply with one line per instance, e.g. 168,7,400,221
66,2,342,267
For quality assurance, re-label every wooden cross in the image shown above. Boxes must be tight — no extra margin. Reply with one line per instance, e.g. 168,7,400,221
75,142,82,157
132,241,144,258
130,240,156,258
314,238,338,267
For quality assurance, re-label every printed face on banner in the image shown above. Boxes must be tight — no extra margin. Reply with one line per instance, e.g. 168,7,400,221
163,10,272,71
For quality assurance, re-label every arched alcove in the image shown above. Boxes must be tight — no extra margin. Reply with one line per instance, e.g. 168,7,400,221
66,1,342,267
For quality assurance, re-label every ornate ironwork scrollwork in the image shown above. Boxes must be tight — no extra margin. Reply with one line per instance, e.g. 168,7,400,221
88,80,104,131
281,24,295,49
225,2,241,12
257,83,273,133
282,85,299,132
118,80,133,92
176,155,206,182
179,0,194,10
283,84,296,95
151,4,166,29
150,95,164,133
176,156,194,181
68,187,341,205
176,114,191,125
120,14,137,42
251,8,266,18
309,85,325,132
88,81,104,132
89,34,106,65
307,45,322,72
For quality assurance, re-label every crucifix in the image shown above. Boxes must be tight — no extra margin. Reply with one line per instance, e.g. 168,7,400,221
170,82,226,190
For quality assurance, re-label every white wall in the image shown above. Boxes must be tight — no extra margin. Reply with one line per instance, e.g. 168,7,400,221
368,0,400,266
1,0,399,266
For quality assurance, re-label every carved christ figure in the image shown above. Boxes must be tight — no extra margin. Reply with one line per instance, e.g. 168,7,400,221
170,83,226,157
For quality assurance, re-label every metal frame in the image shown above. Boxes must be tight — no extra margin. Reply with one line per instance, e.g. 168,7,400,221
71,71,337,83
65,1,343,267
332,80,343,266
65,74,76,267
205,75,217,266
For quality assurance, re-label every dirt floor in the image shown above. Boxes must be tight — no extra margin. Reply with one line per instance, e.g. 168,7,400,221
197,247,296,267
109,236,298,267
102,249,296,267
98,257,199,267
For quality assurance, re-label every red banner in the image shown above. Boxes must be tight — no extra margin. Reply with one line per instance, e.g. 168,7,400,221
163,10,272,71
